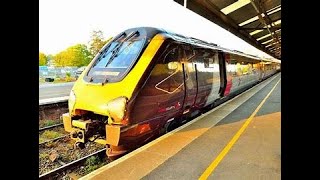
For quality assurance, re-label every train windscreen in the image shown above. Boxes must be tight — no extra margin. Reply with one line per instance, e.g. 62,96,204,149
85,31,145,83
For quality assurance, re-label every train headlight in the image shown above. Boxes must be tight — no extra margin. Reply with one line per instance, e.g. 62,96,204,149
106,96,127,124
68,90,76,114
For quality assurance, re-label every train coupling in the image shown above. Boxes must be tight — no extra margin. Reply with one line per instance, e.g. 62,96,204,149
62,113,107,146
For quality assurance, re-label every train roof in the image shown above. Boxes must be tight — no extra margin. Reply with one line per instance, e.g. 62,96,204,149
160,29,263,61
123,27,279,63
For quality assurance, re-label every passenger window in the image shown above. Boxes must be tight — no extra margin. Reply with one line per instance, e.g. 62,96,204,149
226,55,240,77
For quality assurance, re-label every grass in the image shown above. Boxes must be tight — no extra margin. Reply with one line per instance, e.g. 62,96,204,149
39,130,64,144
84,156,104,174
39,152,49,159
39,137,46,144
42,130,61,139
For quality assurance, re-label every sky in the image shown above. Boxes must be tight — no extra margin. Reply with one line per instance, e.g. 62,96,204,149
39,0,276,59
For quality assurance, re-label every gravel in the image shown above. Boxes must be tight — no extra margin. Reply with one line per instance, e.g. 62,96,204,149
39,137,105,176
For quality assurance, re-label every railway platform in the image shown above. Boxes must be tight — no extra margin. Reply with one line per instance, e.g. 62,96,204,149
80,73,281,180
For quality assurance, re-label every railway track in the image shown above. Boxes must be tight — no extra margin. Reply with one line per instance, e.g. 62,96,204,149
39,123,64,132
39,134,69,145
39,124,67,145
39,148,106,179
39,101,67,145
39,135,106,178
39,100,108,179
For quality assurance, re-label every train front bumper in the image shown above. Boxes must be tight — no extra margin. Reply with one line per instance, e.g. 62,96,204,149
62,113,121,146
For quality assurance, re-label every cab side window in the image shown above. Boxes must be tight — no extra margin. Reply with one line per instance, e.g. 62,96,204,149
142,44,184,96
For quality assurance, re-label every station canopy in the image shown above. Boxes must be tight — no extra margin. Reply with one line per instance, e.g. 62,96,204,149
174,0,281,60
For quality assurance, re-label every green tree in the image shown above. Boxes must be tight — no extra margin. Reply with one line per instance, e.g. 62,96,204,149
53,44,93,67
39,52,47,66
46,54,54,66
89,30,109,56
47,54,53,61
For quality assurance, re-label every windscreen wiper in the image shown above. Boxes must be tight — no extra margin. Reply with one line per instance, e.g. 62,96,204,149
104,31,140,67
102,76,109,85
100,31,127,55
92,32,127,67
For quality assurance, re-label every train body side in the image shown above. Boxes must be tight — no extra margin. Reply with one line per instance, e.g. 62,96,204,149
121,37,279,153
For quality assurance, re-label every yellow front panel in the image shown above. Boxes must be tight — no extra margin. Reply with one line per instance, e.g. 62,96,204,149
62,113,72,132
72,120,89,130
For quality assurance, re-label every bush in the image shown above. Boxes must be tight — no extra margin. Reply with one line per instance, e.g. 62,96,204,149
66,72,71,77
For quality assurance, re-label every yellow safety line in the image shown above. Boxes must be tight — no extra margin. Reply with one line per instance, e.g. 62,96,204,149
199,78,281,180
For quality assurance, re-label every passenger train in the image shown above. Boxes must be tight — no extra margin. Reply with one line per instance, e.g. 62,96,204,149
62,27,280,158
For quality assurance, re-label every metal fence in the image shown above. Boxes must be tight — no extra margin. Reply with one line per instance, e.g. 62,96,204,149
39,66,78,78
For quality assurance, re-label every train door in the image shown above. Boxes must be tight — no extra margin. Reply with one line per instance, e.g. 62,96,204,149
223,52,233,96
260,62,265,80
202,49,221,107
180,44,197,114
218,51,227,97
192,48,221,108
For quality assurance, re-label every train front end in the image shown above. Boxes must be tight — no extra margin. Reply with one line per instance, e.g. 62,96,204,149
62,27,165,158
